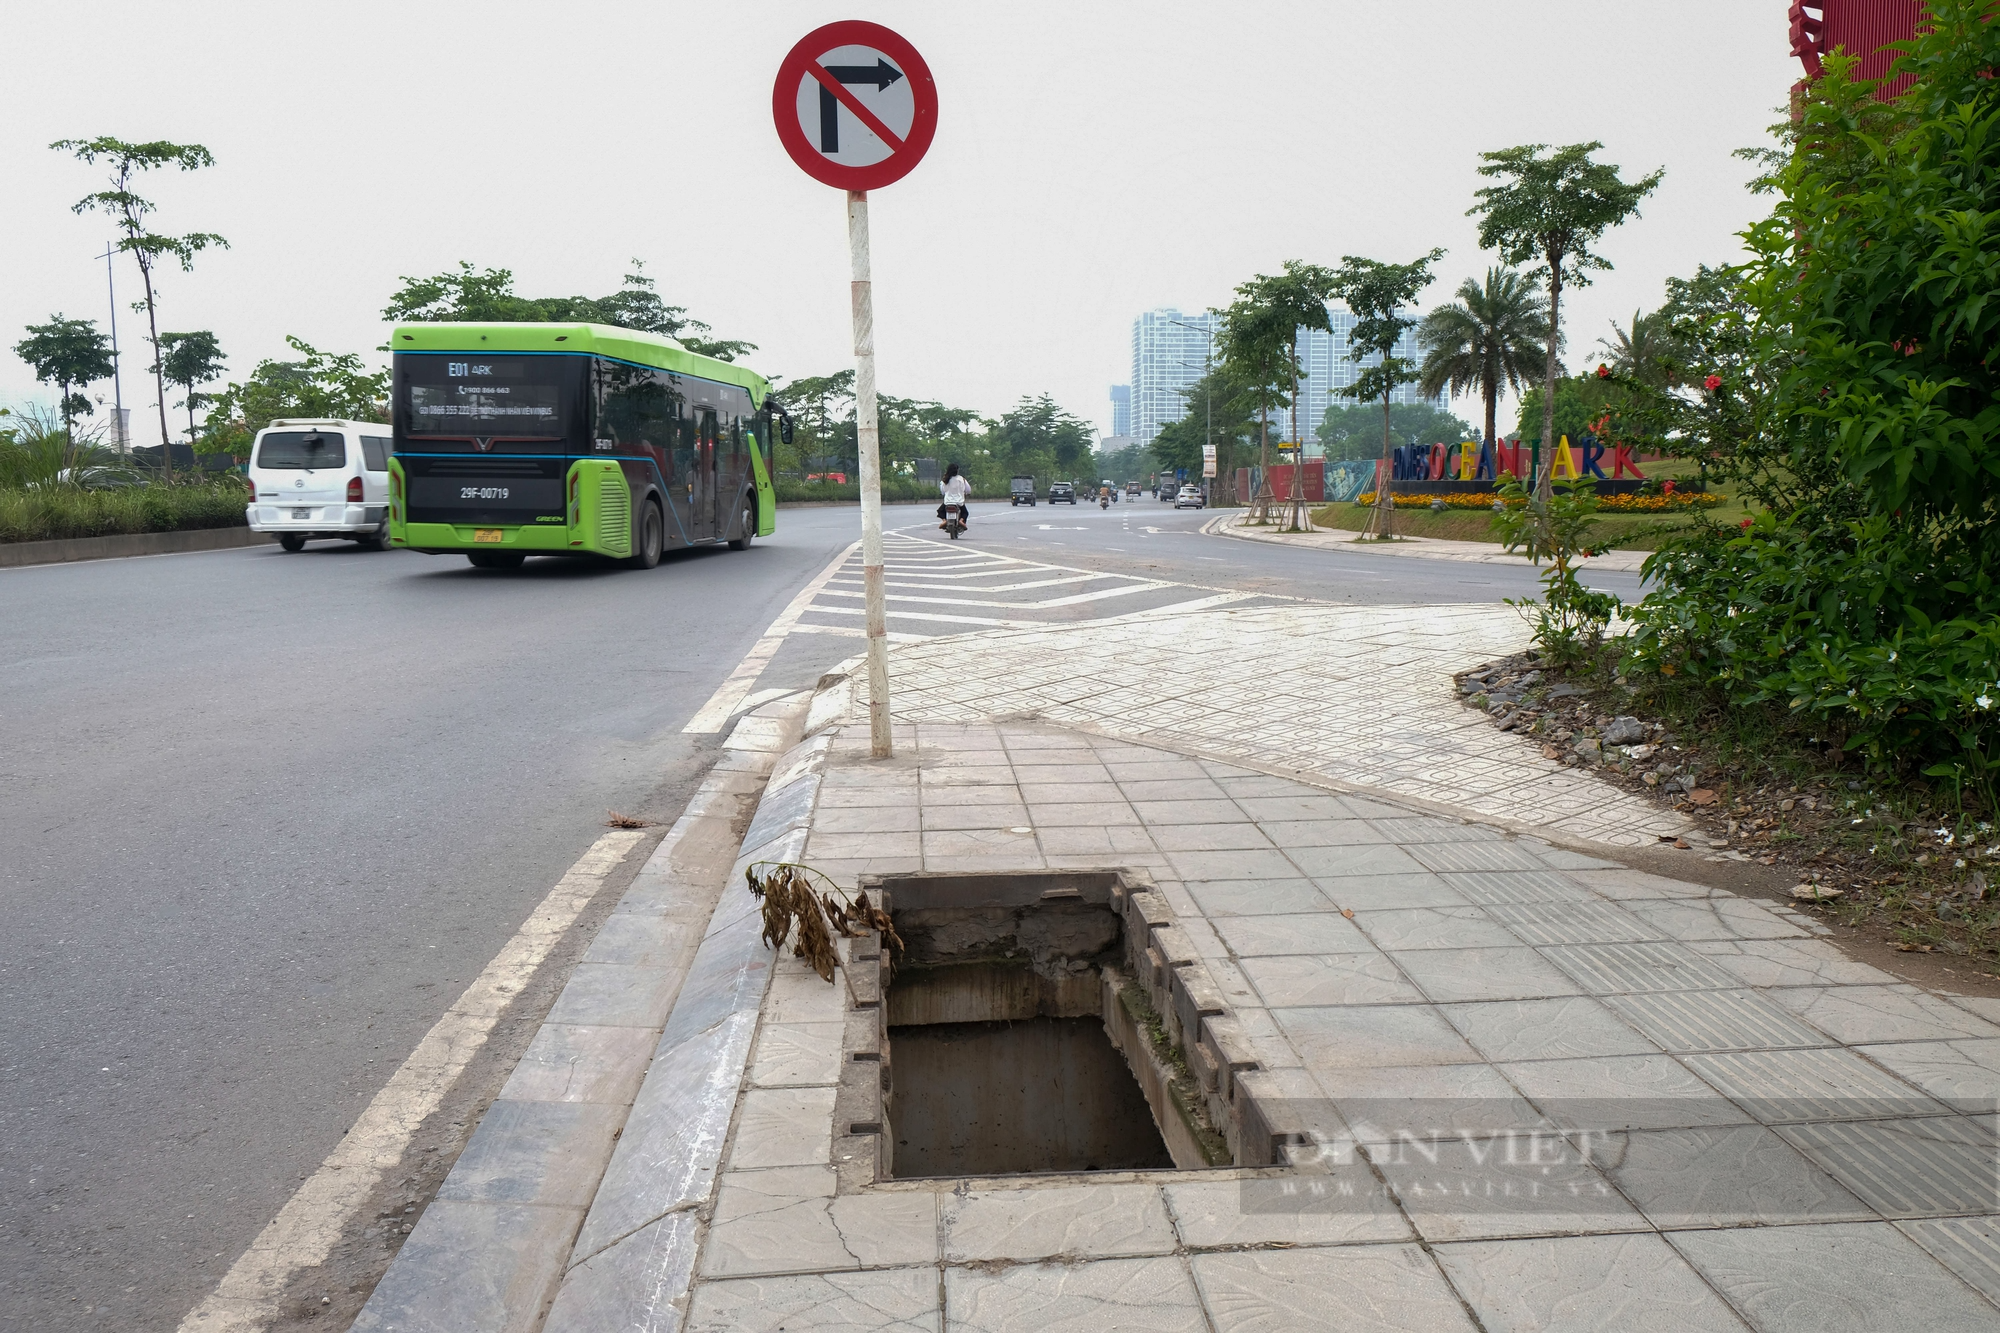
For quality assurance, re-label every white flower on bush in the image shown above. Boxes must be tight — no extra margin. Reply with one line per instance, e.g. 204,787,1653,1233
1979,694,1994,710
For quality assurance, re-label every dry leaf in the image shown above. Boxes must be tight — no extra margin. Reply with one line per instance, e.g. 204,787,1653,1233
605,811,651,829
1340,909,1355,919
1790,883,1844,901
1689,789,1717,806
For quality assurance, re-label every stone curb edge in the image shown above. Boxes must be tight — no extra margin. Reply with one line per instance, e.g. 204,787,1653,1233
0,524,265,568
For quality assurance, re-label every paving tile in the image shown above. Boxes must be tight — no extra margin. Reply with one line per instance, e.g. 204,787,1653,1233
1670,1221,2000,1332
1313,874,1471,910
918,806,1030,834
747,1021,845,1088
1626,898,1809,942
353,1201,579,1333
812,804,923,833
1103,760,1213,782
1538,942,1743,995
920,765,1018,788
700,1167,938,1277
1193,1245,1479,1332
1597,1124,1871,1227
1244,952,1426,1006
1777,1116,2000,1217
436,1100,622,1208
1117,777,1232,801
1018,781,1128,805
1011,763,1113,785
1439,997,1659,1062
810,830,925,857
1857,1039,2000,1111
1368,1137,1643,1241
1769,984,2000,1045
544,963,684,1029
1133,798,1251,825
922,828,1041,858
1234,794,1354,821
1950,995,2000,1025
1026,800,1143,827
499,1023,660,1105
918,784,1025,809
1275,1004,1480,1069
1146,822,1275,851
1232,1003,1307,1068
1568,868,1722,900
1389,946,1588,1004
1897,1216,2000,1307
945,1255,1206,1333
1687,939,1897,988
1603,990,1832,1054
940,1183,1174,1261
1164,1176,1411,1248
686,1268,940,1331
1434,1232,1753,1333
1249,818,1391,847
1683,1046,1948,1123
1441,871,1598,906
1165,847,1306,881
1368,818,1505,844
1483,902,1654,946
1210,911,1379,957
1318,1061,1550,1145
1034,823,1160,856
1500,1055,1745,1131
1406,840,1554,874
1354,906,1519,951
1284,841,1430,879
1184,878,1335,918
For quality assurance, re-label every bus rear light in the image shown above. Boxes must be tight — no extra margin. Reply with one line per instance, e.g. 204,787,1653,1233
346,476,363,502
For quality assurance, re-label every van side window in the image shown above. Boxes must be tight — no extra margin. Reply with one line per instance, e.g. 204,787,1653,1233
361,436,391,472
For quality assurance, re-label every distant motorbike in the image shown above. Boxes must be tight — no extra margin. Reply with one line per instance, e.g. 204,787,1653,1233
943,503,967,540
1099,494,1110,510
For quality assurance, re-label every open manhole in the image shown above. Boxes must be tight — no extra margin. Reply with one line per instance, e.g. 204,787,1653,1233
834,870,1283,1182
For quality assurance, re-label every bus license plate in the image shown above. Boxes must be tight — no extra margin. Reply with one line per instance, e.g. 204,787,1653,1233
474,529,504,544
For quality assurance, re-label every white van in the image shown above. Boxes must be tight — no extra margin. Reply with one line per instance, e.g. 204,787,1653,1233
245,419,394,551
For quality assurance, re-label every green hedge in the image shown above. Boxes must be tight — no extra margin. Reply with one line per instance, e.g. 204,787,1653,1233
0,480,251,544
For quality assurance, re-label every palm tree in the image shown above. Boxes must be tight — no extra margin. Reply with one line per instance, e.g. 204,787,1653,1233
1597,308,1681,390
1416,268,1552,447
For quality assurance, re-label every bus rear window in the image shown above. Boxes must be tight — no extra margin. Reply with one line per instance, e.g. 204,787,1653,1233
405,359,564,434
257,432,347,469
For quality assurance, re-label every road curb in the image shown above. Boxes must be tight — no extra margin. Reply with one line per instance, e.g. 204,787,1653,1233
351,694,817,1333
0,524,264,568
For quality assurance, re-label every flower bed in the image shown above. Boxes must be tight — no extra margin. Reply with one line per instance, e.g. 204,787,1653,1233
1355,490,1722,512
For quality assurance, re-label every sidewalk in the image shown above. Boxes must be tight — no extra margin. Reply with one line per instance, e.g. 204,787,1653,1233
356,603,2000,1332
1203,512,1653,574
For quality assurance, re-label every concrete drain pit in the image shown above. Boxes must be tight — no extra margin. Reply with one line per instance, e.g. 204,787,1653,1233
833,870,1282,1183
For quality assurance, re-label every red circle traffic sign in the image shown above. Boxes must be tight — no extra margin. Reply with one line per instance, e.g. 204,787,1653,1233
772,21,937,192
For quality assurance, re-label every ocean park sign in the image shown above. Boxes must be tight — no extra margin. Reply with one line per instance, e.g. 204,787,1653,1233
1385,434,1669,495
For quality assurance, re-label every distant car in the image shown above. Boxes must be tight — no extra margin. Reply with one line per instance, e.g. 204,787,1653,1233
1174,484,1206,510
245,418,393,551
1125,481,1142,499
1158,481,1177,500
1049,482,1076,504
1009,475,1037,506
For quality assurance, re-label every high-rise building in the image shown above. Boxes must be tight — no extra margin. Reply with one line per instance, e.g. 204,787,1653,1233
1127,304,1444,446
1129,308,1219,443
1109,384,1131,438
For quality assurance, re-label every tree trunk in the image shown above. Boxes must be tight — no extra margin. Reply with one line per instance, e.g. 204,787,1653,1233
1377,393,1394,539
1483,380,1498,456
1539,254,1562,502
187,392,197,448
140,257,172,481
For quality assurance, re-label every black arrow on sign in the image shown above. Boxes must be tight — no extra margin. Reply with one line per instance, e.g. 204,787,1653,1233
817,59,905,153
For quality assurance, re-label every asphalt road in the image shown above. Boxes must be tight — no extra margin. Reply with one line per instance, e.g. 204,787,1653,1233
0,498,1632,1329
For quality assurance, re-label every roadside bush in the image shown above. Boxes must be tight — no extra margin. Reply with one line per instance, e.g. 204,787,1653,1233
1491,477,1622,669
0,478,249,543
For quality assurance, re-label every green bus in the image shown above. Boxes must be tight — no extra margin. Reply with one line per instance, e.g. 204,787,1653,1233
387,322,779,569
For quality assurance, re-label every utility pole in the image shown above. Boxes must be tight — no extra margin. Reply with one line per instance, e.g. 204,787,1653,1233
849,189,892,758
96,242,126,454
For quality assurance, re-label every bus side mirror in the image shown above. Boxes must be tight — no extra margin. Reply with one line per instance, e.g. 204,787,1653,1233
781,419,794,446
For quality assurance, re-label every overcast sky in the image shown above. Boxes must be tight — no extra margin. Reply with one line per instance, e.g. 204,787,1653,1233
2,1,1800,444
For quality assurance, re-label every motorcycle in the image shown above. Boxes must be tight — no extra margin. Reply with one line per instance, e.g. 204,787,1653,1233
1099,493,1110,510
943,503,967,540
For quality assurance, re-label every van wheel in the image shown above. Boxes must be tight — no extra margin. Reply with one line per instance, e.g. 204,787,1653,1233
278,535,307,552
728,493,756,550
358,524,390,551
624,499,663,569
467,551,525,570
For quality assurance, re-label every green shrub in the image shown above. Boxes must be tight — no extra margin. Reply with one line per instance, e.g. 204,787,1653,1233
0,478,250,543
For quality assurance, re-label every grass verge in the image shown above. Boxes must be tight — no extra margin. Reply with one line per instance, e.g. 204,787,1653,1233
0,480,251,544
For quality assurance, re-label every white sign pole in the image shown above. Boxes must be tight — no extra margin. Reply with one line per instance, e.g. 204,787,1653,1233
848,188,893,759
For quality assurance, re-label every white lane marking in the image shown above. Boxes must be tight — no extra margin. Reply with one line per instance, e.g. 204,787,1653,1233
788,623,928,642
682,541,858,733
814,580,1164,611
804,605,1049,630
176,828,646,1333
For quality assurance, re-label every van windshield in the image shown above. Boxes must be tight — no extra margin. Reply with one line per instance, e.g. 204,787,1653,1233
257,432,347,470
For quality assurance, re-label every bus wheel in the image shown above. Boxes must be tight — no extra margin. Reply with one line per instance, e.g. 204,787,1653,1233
728,493,755,550
624,499,663,570
467,551,525,570
278,535,307,552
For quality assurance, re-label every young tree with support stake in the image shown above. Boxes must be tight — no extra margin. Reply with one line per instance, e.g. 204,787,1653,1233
1220,265,1335,522
158,331,225,447
14,316,115,445
1468,142,1661,500
52,137,228,481
1330,249,1446,540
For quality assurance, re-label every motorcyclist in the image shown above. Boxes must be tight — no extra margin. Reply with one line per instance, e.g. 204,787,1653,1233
937,463,971,530
1098,484,1111,509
